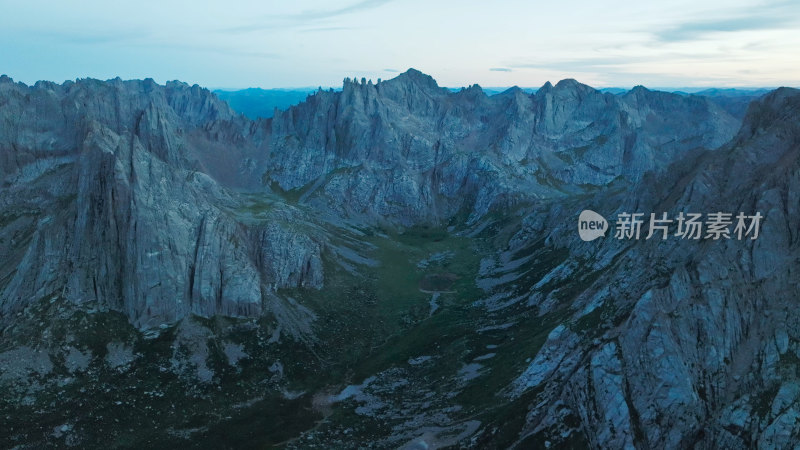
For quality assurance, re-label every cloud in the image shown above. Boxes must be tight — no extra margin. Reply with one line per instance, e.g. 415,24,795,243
654,15,793,42
224,0,394,33
503,53,765,88
489,67,512,72
288,0,394,21
508,52,724,73
298,26,357,33
652,0,800,42
510,57,644,72
120,41,282,60
383,68,400,72
36,29,147,45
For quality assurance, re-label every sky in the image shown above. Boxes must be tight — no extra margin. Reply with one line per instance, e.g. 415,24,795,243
1,0,799,89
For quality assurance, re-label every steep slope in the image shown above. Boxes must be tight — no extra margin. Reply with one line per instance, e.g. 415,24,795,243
693,88,771,119
0,76,324,330
268,88,800,449
0,70,739,328
2,71,789,449
261,70,739,225
501,88,800,448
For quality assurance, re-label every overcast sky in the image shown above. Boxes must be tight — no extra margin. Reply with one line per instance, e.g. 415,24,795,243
1,0,798,89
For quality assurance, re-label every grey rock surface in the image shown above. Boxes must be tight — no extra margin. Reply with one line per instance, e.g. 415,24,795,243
507,88,800,448
0,77,326,329
0,71,797,448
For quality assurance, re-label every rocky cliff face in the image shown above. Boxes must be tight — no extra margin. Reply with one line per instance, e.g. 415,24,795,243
262,70,738,224
0,76,324,330
0,70,739,328
503,88,800,448
0,71,797,449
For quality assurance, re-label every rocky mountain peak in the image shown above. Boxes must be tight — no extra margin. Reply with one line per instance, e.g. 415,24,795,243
381,68,445,94
741,86,800,135
498,86,525,95
625,84,651,99
456,83,487,100
553,78,584,90
536,78,597,102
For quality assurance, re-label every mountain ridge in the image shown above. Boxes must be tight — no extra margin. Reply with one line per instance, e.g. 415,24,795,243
1,70,798,448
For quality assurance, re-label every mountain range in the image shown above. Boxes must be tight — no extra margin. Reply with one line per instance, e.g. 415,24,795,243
0,69,797,448
214,84,767,121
